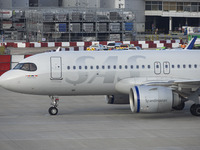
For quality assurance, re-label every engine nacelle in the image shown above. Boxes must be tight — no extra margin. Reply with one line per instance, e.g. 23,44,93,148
106,94,129,104
129,85,181,113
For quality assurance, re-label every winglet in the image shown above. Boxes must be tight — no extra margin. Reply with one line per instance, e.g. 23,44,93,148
56,47,61,52
185,36,197,50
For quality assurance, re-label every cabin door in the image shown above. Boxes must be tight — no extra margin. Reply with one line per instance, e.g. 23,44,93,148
50,56,63,80
154,61,161,75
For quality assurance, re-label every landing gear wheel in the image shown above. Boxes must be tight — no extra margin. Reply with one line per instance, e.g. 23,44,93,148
190,104,196,115
49,107,58,115
48,96,59,115
190,104,200,116
173,102,185,110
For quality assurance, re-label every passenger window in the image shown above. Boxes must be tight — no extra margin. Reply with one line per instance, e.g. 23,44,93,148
85,66,87,70
172,65,174,68
125,65,128,69
90,66,93,69
79,66,82,70
102,65,105,69
119,65,122,69
73,66,76,70
194,64,197,68
177,65,180,68
136,65,139,69
189,64,191,68
148,65,150,69
13,63,37,72
142,65,145,69
113,65,116,69
96,66,99,69
183,65,186,68
130,65,133,69
108,65,110,69
67,66,70,70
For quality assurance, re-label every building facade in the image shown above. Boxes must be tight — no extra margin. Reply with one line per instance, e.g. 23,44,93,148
62,0,100,8
0,0,199,41
145,0,200,34
0,0,59,8
101,0,125,9
101,0,200,34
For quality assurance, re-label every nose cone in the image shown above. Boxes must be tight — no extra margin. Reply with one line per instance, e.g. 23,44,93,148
0,76,2,87
0,71,19,91
0,73,7,88
0,72,11,89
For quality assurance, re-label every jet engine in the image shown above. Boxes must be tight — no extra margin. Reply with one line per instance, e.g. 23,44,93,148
106,94,129,104
129,85,182,113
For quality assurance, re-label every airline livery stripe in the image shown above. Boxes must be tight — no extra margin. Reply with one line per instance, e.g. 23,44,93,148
135,86,140,113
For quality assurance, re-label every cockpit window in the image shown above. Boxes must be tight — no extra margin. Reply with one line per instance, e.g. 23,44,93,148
13,63,37,71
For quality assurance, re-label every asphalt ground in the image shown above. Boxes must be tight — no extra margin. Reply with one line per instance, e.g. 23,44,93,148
8,47,57,55
0,87,200,150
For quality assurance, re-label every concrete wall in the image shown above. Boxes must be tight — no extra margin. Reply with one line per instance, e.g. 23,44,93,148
62,0,100,8
38,0,59,7
101,0,125,8
0,0,12,9
0,0,59,8
100,0,145,32
125,0,145,32
12,0,29,8
100,0,114,8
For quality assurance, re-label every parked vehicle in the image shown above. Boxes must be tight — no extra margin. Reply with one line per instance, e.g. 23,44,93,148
87,44,107,51
119,44,142,50
107,42,122,50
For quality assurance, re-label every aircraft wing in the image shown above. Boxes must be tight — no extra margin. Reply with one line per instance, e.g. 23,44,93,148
145,79,200,86
115,77,200,97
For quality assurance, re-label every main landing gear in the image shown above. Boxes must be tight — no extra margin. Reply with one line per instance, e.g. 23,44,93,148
48,96,59,115
190,104,200,116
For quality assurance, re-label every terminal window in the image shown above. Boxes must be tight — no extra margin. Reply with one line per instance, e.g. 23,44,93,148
29,0,38,7
146,1,200,12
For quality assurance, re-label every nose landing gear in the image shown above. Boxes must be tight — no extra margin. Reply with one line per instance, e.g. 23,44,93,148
48,96,59,115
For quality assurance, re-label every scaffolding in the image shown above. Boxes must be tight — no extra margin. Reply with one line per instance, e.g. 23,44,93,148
0,9,26,41
0,7,135,42
26,7,135,42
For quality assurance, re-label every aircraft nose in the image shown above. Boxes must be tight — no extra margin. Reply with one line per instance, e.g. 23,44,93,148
0,71,17,90
0,76,2,87
0,73,9,89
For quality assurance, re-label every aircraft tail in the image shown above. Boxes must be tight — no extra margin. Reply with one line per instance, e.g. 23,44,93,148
184,36,197,50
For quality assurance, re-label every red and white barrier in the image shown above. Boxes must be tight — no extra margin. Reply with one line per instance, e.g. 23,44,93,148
1,40,183,49
0,55,11,76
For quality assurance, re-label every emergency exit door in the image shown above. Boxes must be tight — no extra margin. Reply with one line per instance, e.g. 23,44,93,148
163,61,170,74
50,57,62,80
154,62,161,74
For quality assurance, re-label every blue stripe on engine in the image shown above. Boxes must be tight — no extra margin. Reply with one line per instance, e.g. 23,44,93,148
135,86,140,113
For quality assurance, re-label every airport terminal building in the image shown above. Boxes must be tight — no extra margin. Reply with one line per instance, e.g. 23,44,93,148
144,0,200,34
0,0,200,41
101,0,200,34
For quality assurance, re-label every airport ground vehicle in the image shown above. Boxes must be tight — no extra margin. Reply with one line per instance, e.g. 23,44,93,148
118,44,142,50
87,44,107,51
107,42,122,50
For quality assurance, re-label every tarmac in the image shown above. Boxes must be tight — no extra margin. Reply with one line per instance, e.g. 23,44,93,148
8,47,57,55
1,47,200,150
0,86,200,150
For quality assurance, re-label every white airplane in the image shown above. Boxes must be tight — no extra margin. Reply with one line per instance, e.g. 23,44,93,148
0,38,200,116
